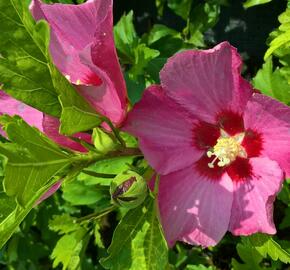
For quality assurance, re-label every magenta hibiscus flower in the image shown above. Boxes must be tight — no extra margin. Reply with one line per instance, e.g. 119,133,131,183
30,0,127,126
123,42,290,247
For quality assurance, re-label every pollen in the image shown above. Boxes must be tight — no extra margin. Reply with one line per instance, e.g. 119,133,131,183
207,131,246,168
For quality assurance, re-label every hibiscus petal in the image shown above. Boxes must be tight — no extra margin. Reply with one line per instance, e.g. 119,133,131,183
30,0,127,125
243,93,290,177
158,165,233,247
123,85,203,175
229,157,283,235
77,47,126,125
0,91,43,136
43,115,91,152
160,42,253,123
36,181,62,205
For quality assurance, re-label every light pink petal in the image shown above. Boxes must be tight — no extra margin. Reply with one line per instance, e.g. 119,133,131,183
30,0,127,125
229,157,283,235
160,42,253,123
0,90,43,136
43,115,91,152
123,85,203,175
243,93,290,177
36,181,62,205
158,166,233,247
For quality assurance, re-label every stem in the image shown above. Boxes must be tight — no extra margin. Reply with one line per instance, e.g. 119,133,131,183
82,170,116,179
77,206,117,223
102,117,126,147
103,117,126,147
153,174,160,197
72,147,143,165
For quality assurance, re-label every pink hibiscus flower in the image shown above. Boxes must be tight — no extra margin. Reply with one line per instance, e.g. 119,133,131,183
123,42,290,247
30,0,127,126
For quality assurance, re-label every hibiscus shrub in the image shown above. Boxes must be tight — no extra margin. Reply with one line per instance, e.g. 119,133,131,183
0,0,290,269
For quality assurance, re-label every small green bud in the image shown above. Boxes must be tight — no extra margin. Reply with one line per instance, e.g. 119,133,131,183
110,171,147,209
92,127,116,154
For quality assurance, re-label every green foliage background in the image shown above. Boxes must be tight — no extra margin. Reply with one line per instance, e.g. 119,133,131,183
0,0,290,270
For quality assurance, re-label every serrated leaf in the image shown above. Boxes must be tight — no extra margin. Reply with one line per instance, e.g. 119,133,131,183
129,44,160,80
252,58,290,104
0,115,72,206
0,115,77,248
232,242,263,270
248,234,290,264
114,11,139,64
0,0,61,117
51,227,89,270
265,9,290,59
49,214,80,235
100,196,168,270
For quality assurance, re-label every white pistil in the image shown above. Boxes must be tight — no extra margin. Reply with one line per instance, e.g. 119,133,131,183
207,130,246,168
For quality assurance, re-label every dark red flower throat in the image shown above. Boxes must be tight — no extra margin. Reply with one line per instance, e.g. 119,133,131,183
193,110,263,182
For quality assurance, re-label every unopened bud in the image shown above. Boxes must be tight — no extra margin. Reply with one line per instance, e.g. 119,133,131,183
110,171,147,209
92,127,116,154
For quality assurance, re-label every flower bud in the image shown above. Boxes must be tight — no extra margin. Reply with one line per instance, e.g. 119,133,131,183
110,171,147,209
92,127,116,154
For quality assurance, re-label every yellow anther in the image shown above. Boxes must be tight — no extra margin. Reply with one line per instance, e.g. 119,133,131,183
207,131,246,168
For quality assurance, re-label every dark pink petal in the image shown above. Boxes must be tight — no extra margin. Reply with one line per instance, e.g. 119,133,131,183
229,157,283,235
123,85,203,175
43,115,91,152
160,42,253,123
77,47,126,125
243,93,290,177
158,166,233,247
0,91,43,136
30,0,127,125
36,181,62,205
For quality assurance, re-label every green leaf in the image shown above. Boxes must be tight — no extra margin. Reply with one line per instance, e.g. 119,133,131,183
185,2,220,47
125,73,146,104
50,67,103,136
114,11,139,64
168,0,193,20
0,115,72,206
78,156,135,186
94,222,105,248
51,227,89,270
100,196,168,270
0,0,61,117
62,179,110,206
49,214,80,235
252,58,290,104
129,44,160,80
147,24,179,45
232,242,263,270
265,9,290,59
243,0,272,9
0,115,81,248
146,58,167,83
248,234,290,264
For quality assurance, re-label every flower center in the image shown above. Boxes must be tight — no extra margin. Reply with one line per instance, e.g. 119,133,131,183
207,131,246,168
